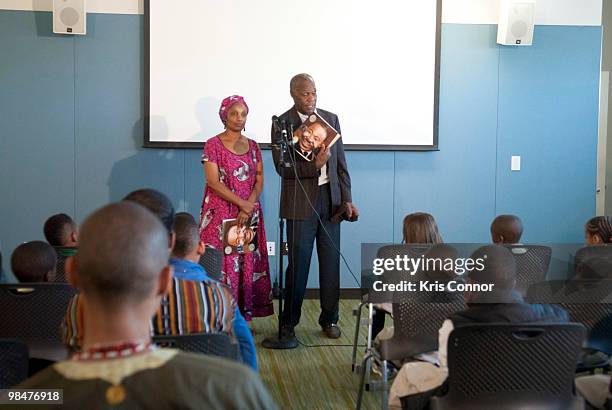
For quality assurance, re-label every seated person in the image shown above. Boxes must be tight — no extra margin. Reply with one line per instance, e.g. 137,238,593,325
43,213,78,250
373,212,444,340
171,212,257,370
389,245,568,409
63,190,237,358
576,374,611,410
11,241,56,282
14,202,276,409
585,216,612,244
490,214,523,244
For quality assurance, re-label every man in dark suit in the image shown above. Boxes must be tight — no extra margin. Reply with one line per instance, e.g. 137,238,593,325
271,73,357,339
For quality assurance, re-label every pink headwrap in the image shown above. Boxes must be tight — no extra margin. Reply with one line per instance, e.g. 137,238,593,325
219,95,249,125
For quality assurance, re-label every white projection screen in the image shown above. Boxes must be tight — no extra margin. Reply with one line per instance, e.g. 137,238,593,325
145,1,441,150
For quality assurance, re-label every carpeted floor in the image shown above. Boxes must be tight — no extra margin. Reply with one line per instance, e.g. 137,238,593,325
251,299,382,410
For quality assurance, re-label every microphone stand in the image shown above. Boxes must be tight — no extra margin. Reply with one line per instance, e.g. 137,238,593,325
262,121,298,349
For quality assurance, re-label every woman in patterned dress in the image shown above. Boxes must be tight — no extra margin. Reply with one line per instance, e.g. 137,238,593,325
199,95,274,321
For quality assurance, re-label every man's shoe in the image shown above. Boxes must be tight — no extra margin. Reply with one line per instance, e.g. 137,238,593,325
280,325,295,340
322,324,341,339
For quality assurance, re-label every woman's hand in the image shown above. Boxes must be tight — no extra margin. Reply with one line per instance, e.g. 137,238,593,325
240,199,255,215
237,210,250,227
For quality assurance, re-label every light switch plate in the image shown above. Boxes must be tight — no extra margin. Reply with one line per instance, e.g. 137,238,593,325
511,155,521,171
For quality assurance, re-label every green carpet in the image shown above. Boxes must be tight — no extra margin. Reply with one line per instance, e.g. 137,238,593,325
251,299,382,410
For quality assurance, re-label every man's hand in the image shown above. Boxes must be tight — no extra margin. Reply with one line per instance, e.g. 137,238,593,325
315,144,330,169
345,202,359,219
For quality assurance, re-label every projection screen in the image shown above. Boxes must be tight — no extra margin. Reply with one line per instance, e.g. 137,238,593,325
145,0,441,150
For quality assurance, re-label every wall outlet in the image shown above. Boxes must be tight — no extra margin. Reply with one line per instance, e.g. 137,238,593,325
267,241,275,256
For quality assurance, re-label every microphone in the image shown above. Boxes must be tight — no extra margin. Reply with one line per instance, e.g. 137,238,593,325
280,120,288,140
272,115,282,133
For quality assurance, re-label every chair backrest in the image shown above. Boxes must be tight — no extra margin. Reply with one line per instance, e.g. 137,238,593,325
503,245,551,294
377,244,464,340
443,323,585,405
0,284,76,345
573,245,612,280
392,298,465,341
0,339,29,388
526,280,612,354
374,244,432,302
52,247,77,283
377,244,432,261
199,246,223,281
152,332,239,361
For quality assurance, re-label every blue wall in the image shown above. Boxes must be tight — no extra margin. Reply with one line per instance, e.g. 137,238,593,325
0,11,601,287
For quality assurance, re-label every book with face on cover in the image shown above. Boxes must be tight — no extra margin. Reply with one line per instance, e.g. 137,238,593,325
221,216,258,255
292,112,341,161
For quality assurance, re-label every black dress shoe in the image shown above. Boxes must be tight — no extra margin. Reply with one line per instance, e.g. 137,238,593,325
322,324,341,339
280,325,295,339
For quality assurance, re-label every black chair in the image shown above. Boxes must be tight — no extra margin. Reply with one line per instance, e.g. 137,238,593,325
351,244,432,375
430,323,586,410
199,246,223,281
503,245,551,295
152,332,239,361
0,339,29,388
356,298,465,410
0,283,76,361
573,245,612,280
52,246,77,283
527,279,612,373
356,245,465,410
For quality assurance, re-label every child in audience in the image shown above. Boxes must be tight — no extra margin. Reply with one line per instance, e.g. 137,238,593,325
490,214,523,244
43,213,78,248
15,202,276,409
171,212,258,370
11,241,56,282
402,212,443,244
372,212,444,340
389,245,568,409
585,216,612,244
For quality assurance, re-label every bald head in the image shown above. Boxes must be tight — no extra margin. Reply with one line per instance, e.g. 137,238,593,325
11,241,56,283
490,215,523,244
469,245,516,290
123,189,175,237
172,212,199,259
74,202,169,304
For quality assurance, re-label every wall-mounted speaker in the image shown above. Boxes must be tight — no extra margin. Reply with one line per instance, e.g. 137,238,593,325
53,0,86,35
497,0,535,46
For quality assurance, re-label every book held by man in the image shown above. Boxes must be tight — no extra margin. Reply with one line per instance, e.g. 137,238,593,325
292,112,341,161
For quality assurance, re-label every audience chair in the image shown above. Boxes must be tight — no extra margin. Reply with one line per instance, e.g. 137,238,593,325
53,246,77,283
351,244,432,378
573,245,612,280
0,283,75,361
527,279,612,373
503,245,551,295
0,339,29,388
430,323,586,410
152,332,240,361
356,296,465,410
199,245,223,281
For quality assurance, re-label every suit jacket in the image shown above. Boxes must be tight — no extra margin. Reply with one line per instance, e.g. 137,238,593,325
271,107,352,220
